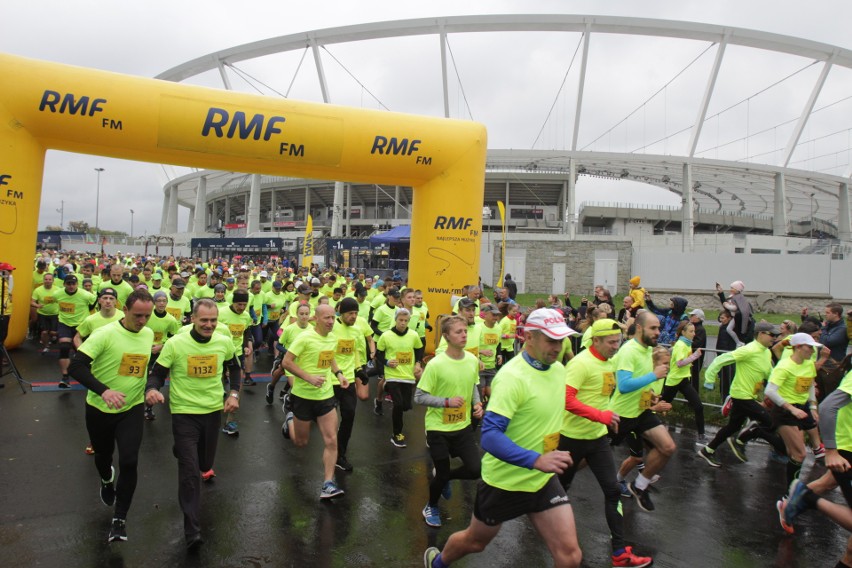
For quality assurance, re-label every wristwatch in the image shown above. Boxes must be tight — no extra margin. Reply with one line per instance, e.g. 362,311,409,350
229,392,239,400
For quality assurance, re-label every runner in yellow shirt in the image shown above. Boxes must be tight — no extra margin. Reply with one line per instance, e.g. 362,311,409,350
31,272,59,353
67,289,155,543
424,308,581,568
281,304,348,500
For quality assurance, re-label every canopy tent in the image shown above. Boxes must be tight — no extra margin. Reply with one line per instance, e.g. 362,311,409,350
369,225,411,245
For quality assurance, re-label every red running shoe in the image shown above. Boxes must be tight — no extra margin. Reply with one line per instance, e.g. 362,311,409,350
201,469,216,482
612,546,653,567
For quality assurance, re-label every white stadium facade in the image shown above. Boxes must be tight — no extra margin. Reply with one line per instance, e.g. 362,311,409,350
154,15,852,302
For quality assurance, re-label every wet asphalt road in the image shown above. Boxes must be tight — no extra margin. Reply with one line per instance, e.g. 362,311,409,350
0,341,848,568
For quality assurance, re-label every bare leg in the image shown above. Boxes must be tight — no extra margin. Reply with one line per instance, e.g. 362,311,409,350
528,504,583,568
641,425,677,478
438,515,502,564
316,410,339,482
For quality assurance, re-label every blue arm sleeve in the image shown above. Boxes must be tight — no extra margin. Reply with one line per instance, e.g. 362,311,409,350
261,304,269,325
481,411,540,469
249,306,258,324
616,370,659,394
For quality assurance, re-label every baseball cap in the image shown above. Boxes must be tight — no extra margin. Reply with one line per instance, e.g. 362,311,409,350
171,278,186,288
591,319,622,337
458,297,476,309
226,277,235,283
179,271,190,278
98,287,117,298
272,281,283,289
297,284,312,294
259,270,269,278
480,304,500,315
689,309,705,321
789,332,822,348
311,277,321,286
387,288,401,299
338,297,359,314
63,275,78,284
213,283,226,293
754,321,781,335
524,308,575,339
151,272,163,281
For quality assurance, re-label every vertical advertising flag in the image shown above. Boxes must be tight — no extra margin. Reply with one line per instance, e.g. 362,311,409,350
497,200,506,286
301,215,313,268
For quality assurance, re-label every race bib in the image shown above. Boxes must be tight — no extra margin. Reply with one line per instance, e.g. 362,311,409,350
601,372,616,396
337,339,354,356
153,331,164,343
43,296,55,304
543,432,560,454
397,351,413,365
639,389,654,411
187,354,218,378
228,324,245,339
795,376,814,394
484,334,498,345
166,307,182,320
442,405,466,425
318,350,334,369
268,310,281,321
59,302,75,314
753,381,764,396
118,353,148,378
465,346,479,357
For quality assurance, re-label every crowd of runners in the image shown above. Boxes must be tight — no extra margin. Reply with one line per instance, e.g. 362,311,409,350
10,249,852,566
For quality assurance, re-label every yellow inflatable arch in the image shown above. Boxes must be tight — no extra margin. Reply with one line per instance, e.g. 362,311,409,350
0,53,486,349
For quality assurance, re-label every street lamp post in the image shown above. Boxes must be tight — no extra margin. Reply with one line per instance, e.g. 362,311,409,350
130,209,134,243
94,167,104,242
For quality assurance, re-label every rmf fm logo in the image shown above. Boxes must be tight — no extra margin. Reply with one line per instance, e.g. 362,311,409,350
434,216,478,236
0,174,22,199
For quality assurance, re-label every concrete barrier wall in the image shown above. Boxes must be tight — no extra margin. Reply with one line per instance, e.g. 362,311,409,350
634,251,852,300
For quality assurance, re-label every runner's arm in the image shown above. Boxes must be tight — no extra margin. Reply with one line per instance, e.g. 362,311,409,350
480,411,539,469
819,388,852,449
615,369,658,394
565,385,613,425
68,352,109,395
146,362,169,392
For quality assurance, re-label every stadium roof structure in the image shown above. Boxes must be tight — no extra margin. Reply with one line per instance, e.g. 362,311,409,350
156,15,852,242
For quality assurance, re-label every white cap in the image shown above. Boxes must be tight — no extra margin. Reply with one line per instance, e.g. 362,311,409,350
689,309,705,321
789,333,823,348
524,308,577,340
259,270,268,278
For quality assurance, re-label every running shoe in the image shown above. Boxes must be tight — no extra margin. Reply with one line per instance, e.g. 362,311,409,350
423,547,440,568
144,406,156,421
776,498,795,535
320,480,344,500
281,411,294,439
727,437,748,463
41,347,49,354
374,399,383,416
222,421,239,436
697,446,721,468
737,419,757,440
336,454,354,472
628,482,655,512
85,444,95,455
100,466,116,507
721,395,733,417
282,393,293,413
390,433,407,448
422,504,442,527
384,393,393,403
107,518,127,542
648,474,661,485
242,376,256,386
612,546,653,567
813,443,826,460
265,383,275,405
618,480,631,498
783,479,812,528
201,469,216,482
58,377,71,389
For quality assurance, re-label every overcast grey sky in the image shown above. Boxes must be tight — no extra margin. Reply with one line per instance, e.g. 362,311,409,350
3,0,851,235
